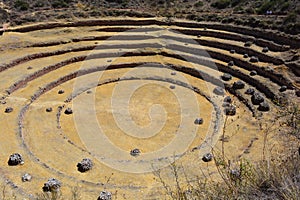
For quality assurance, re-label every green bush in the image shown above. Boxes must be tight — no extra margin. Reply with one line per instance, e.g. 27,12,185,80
14,0,29,11
211,0,231,9
194,1,204,7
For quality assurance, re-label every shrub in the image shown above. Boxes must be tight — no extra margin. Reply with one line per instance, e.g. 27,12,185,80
14,0,29,11
211,0,231,9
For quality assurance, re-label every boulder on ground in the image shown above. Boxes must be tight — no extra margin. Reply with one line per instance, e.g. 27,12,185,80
194,118,203,125
58,90,64,94
224,96,232,103
228,61,234,67
243,54,249,58
244,41,252,47
262,47,269,53
22,173,32,182
5,107,13,113
170,71,176,76
42,178,61,192
64,108,73,115
130,148,141,156
202,153,213,162
224,105,236,116
46,107,52,112
221,73,232,81
251,92,264,105
258,102,270,112
169,85,175,89
250,70,257,76
77,158,93,173
230,49,235,54
232,80,245,90
245,88,255,95
97,191,112,200
279,85,287,92
8,153,24,166
213,87,225,96
249,56,259,63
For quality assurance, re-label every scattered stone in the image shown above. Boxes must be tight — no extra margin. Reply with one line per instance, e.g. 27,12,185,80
279,86,287,92
213,87,225,96
5,107,13,113
245,88,255,95
244,41,252,47
194,118,203,125
232,80,245,90
22,173,32,182
64,108,73,115
77,158,93,173
86,90,92,94
224,96,232,103
42,178,61,193
221,73,232,81
97,191,112,200
170,71,176,76
258,102,270,112
1,101,6,104
130,148,141,156
224,105,236,116
27,66,32,70
228,61,234,67
8,153,24,166
243,54,249,58
262,47,269,53
250,70,257,76
107,59,112,62
46,107,52,112
230,49,235,54
251,92,265,105
58,90,64,94
249,56,259,63
197,35,201,38
202,153,213,162
170,85,175,89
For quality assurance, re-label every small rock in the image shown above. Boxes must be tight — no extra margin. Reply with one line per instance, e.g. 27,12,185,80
258,102,270,112
262,47,269,53
42,178,61,193
245,88,255,95
27,66,32,70
279,86,287,92
194,118,203,125
8,153,24,166
232,80,245,90
249,56,259,63
64,108,73,115
58,90,64,94
228,61,234,67
130,148,141,156
22,173,32,182
251,93,264,105
224,105,236,116
250,70,257,76
197,35,201,38
213,87,225,96
98,191,112,200
243,54,249,58
221,73,232,81
170,71,176,76
86,90,92,94
46,107,52,112
230,49,235,54
224,96,232,103
77,158,93,173
244,41,252,47
222,102,231,107
170,85,175,89
202,153,213,162
5,107,13,113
